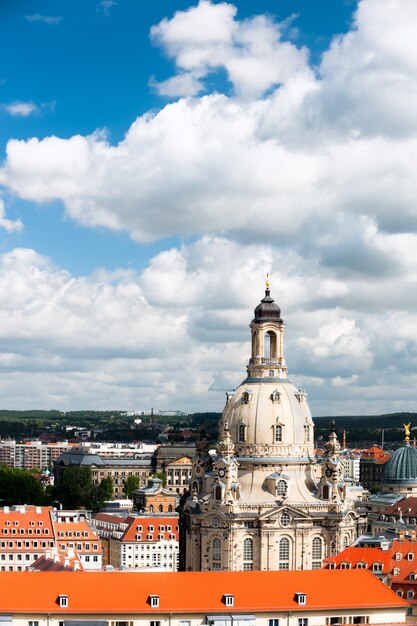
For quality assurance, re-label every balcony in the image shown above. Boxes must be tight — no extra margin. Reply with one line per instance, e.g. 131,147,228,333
249,358,281,366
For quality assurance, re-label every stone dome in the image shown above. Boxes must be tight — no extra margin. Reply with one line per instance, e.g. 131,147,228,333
383,443,417,484
252,288,282,323
222,378,315,459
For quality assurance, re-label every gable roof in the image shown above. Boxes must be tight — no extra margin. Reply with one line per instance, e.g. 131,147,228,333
0,569,407,614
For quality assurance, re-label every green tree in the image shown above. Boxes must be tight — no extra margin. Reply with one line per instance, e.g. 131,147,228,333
152,471,167,487
54,466,95,509
97,476,114,502
124,475,139,499
0,466,44,505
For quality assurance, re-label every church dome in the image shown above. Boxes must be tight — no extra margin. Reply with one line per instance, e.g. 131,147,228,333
223,379,315,459
383,444,417,484
252,288,282,323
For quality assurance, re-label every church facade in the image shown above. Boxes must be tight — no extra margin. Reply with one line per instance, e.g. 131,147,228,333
182,282,367,571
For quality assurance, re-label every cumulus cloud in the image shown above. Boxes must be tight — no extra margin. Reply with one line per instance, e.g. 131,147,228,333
0,237,416,414
150,1,312,100
1,0,417,413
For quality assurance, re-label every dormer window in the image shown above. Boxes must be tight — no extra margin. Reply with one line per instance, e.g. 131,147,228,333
409,572,417,580
149,595,159,608
223,594,234,607
58,595,68,608
373,562,383,573
295,593,306,605
407,553,414,561
393,567,400,576
328,562,336,570
242,391,252,404
271,390,281,403
396,552,402,561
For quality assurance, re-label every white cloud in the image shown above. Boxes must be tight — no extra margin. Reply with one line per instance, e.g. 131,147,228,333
1,0,417,413
0,237,416,414
4,102,38,117
25,14,62,25
0,199,23,232
150,0,312,100
96,0,117,16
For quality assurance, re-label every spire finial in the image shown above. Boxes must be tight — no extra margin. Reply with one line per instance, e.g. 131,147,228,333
266,273,270,288
404,421,411,443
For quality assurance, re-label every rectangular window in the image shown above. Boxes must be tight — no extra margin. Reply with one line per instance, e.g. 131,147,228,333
298,620,308,626
150,622,161,626
269,620,279,626
29,621,39,626
180,621,191,626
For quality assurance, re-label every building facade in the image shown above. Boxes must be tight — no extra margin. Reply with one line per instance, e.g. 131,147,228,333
92,512,179,570
182,284,367,571
0,505,102,571
0,440,73,470
54,452,152,497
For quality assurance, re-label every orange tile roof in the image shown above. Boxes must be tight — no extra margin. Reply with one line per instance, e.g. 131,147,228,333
0,506,54,537
121,516,179,542
324,547,392,572
0,569,407,614
324,539,417,578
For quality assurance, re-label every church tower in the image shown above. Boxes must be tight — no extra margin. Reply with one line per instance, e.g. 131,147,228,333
182,279,367,571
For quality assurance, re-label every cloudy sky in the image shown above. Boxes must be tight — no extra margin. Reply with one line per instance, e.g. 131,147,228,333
0,0,416,416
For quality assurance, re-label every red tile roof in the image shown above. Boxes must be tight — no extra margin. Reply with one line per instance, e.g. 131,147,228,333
0,570,407,613
120,516,179,542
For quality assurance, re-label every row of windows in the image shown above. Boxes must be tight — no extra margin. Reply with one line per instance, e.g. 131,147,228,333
133,525,176,532
211,537,323,569
57,530,90,538
148,505,174,512
1,527,49,535
237,424,311,444
0,540,54,549
3,520,44,526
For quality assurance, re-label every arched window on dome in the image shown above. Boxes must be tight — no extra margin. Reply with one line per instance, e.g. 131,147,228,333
238,423,246,442
243,538,253,570
158,504,163,513
212,538,222,570
279,537,290,570
312,537,323,569
304,424,311,443
276,480,287,497
275,424,283,443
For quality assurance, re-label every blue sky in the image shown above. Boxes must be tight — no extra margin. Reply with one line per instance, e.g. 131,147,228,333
0,0,355,275
1,0,417,414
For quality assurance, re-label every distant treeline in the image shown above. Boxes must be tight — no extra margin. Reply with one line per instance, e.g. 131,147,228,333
0,409,416,447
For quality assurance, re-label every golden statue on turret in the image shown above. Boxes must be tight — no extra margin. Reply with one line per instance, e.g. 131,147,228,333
404,421,411,442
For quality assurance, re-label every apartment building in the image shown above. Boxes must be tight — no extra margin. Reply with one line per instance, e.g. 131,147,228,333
0,505,102,571
0,569,409,626
92,513,179,570
0,440,73,470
